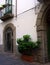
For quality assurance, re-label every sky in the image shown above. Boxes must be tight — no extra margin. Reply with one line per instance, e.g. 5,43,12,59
0,0,39,14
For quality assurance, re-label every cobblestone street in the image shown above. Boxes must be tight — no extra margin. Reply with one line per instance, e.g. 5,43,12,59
0,53,50,65
0,52,50,65
0,52,37,65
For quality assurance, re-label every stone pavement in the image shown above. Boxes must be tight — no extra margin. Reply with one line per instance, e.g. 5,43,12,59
0,52,50,65
0,52,37,65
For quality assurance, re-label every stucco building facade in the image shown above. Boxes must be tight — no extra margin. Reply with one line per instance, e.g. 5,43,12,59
0,0,50,63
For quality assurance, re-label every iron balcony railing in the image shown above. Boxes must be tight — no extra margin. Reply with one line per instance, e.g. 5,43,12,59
0,4,14,21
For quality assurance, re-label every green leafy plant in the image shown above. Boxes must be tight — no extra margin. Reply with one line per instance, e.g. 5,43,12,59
17,34,40,56
23,35,31,42
17,38,23,44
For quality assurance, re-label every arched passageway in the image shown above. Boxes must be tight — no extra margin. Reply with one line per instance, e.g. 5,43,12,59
36,4,50,63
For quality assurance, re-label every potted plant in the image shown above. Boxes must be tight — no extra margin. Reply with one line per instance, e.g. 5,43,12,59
17,34,40,62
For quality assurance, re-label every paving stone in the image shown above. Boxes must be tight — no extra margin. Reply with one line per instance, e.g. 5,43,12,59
0,53,35,65
0,52,50,65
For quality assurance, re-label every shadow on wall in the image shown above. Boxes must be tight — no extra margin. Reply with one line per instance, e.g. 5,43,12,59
16,45,21,57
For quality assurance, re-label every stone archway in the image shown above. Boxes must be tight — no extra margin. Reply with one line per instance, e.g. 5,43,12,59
36,4,50,63
3,23,16,54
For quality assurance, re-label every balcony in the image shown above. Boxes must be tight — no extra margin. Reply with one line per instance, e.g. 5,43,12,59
0,4,14,21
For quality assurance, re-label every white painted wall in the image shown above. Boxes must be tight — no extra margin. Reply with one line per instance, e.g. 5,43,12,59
15,9,37,41
0,0,5,5
0,20,3,45
0,8,38,45
17,0,39,14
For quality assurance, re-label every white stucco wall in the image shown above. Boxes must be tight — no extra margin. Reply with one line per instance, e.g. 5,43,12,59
0,20,3,45
17,0,39,14
0,8,38,45
17,12,37,42
16,9,37,41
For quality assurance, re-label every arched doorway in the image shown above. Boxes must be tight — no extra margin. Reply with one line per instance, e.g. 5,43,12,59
5,27,13,52
36,4,50,63
3,23,16,53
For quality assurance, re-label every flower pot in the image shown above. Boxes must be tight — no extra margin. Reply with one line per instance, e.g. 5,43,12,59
21,55,35,62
